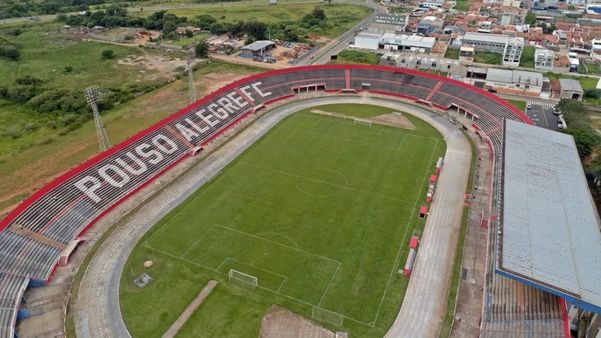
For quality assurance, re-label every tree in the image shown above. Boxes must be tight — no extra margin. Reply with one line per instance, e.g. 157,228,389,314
562,128,600,158
312,7,326,21
524,11,536,25
195,40,209,58
101,49,114,59
196,14,217,29
243,21,267,40
161,20,178,34
209,22,227,35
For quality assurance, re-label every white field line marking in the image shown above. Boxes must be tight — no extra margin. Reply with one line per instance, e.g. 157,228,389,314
370,139,440,327
253,231,300,249
145,197,200,247
214,223,342,265
144,241,374,327
180,224,216,258
239,162,415,208
218,257,288,280
318,262,342,307
305,113,439,141
276,277,288,293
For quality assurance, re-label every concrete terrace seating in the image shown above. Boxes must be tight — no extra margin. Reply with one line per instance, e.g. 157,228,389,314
0,272,29,338
0,65,531,336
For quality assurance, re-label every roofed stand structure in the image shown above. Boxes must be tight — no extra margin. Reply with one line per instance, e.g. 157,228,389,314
498,119,601,313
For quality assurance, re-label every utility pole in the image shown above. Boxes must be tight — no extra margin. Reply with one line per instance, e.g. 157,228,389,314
187,49,197,103
84,86,111,152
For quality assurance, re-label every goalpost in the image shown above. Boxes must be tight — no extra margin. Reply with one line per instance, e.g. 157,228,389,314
312,306,344,326
228,269,258,290
353,118,372,127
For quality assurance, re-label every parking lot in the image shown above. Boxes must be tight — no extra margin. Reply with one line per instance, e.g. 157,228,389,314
524,102,559,130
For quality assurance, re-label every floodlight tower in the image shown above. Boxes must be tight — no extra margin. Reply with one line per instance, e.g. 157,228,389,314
187,49,197,103
84,86,111,152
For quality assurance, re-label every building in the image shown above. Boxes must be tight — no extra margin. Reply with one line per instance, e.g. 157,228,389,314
591,39,601,61
373,13,408,31
417,16,443,35
461,32,524,66
239,40,275,58
534,48,554,69
478,21,492,33
353,33,381,51
559,78,584,100
366,23,406,35
459,46,475,62
464,67,544,96
381,34,436,53
419,0,444,8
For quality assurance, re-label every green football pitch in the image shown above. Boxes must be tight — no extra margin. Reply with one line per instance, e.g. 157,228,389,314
120,104,446,337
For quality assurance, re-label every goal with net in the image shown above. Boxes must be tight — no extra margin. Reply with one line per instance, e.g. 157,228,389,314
353,118,372,127
228,269,258,290
312,306,344,326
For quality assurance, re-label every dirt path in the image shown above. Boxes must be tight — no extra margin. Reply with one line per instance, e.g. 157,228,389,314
163,280,218,338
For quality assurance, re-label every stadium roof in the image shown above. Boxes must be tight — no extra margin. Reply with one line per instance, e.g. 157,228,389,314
498,119,601,313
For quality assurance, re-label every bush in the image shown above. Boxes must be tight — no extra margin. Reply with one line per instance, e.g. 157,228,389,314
101,49,115,59
336,50,380,65
3,127,21,139
0,45,20,61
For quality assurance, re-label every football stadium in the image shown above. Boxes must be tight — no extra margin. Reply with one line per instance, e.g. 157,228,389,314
1,64,600,337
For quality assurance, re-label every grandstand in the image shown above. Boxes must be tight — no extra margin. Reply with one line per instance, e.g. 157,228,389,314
497,120,601,314
0,64,575,337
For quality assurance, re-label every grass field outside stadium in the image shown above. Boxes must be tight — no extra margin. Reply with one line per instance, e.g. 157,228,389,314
120,104,446,337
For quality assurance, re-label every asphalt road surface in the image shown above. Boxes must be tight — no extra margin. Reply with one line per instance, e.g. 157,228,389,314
73,96,470,338
525,102,559,130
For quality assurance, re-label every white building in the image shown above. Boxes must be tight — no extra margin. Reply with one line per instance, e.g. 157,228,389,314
534,48,554,69
464,67,544,97
591,39,601,61
353,33,381,51
461,32,524,66
381,33,436,53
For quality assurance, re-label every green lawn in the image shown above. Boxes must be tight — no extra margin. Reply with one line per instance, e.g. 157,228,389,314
444,48,459,60
333,50,380,65
474,51,502,65
0,60,260,217
506,99,527,111
120,104,446,337
519,46,535,68
150,3,371,38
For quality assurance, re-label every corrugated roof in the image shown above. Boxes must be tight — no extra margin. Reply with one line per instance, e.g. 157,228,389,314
486,68,543,86
559,78,583,92
463,32,509,43
242,40,275,51
499,119,601,312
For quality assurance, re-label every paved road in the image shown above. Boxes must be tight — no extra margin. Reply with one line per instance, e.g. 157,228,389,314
307,0,382,65
73,96,470,337
525,102,558,130
384,106,471,337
